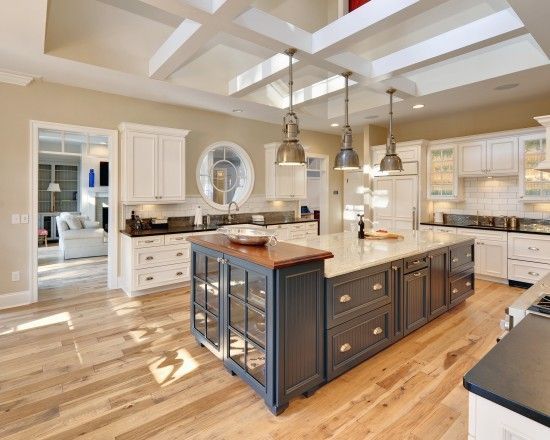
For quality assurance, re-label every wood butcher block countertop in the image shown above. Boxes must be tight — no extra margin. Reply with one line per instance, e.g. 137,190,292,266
187,234,333,269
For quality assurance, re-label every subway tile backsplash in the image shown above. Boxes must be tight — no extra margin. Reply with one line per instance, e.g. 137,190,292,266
432,176,550,220
124,195,299,221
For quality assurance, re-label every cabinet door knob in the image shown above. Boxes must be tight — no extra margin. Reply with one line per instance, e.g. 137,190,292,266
176,252,183,257
339,294,352,303
373,283,383,291
452,288,459,294
413,272,423,277
216,257,223,263
391,265,399,271
452,257,459,263
528,271,540,276
465,281,472,287
466,253,472,257
428,255,433,259
373,327,383,335
339,343,351,353
528,247,540,251
145,276,154,281
145,256,154,261
176,271,183,276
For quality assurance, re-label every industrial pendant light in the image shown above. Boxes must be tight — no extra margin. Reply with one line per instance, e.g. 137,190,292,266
379,88,403,172
276,48,306,166
334,72,360,170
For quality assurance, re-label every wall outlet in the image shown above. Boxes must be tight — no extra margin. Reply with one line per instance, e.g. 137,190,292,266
11,214,20,224
11,271,20,282
20,214,29,224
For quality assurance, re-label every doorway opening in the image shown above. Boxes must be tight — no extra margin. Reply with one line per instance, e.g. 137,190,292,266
303,154,329,234
30,121,118,303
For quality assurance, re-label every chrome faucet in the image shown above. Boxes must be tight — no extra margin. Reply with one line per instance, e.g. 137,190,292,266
227,201,239,223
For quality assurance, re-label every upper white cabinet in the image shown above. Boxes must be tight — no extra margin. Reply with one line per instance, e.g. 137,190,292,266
265,143,307,200
120,123,189,204
518,133,550,201
458,137,518,176
427,144,462,200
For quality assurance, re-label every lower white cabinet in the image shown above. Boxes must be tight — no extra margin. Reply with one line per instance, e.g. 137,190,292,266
267,221,317,241
508,232,550,284
468,393,549,440
456,229,508,280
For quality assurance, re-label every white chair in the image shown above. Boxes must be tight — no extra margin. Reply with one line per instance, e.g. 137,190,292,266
56,213,107,259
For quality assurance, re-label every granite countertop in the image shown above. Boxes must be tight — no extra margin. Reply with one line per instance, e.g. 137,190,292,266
463,314,550,427
120,218,317,237
187,233,333,269
421,221,550,235
290,230,473,278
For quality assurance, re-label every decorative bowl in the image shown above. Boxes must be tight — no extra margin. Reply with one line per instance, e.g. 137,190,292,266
218,226,278,246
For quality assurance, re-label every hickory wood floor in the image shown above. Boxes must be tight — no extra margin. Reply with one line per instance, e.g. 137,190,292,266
0,279,522,439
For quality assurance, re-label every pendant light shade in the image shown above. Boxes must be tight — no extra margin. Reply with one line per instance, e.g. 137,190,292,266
276,49,306,166
334,72,361,170
379,88,403,173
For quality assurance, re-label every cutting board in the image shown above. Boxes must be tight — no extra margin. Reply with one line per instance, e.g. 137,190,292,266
364,231,404,240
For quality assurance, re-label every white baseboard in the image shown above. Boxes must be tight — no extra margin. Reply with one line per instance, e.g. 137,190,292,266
0,290,31,310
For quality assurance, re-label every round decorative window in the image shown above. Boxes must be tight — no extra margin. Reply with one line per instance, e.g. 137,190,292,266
196,141,255,211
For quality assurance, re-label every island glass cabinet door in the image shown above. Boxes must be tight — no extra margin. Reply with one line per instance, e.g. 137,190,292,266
191,247,222,355
225,255,273,396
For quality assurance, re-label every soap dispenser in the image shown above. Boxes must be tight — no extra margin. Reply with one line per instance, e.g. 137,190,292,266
357,214,365,239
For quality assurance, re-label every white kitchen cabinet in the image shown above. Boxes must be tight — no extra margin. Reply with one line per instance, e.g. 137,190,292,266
373,175,418,230
458,137,518,177
456,228,508,280
120,123,189,204
468,393,549,440
518,133,550,201
427,144,462,200
265,143,307,200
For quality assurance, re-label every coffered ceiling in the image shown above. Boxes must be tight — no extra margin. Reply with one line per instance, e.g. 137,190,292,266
0,0,549,133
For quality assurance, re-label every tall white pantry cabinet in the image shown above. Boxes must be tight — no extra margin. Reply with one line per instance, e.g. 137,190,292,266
120,123,189,204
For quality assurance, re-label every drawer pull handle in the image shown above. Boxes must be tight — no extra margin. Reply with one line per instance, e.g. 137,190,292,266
411,259,422,265
176,271,183,276
413,272,423,277
466,253,472,257
144,240,155,243
528,271,540,276
528,247,540,251
452,257,459,263
145,276,154,281
216,257,223,263
339,294,352,303
373,327,383,335
373,283,383,291
465,281,472,287
176,252,184,257
145,256,154,261
339,343,351,353
174,237,184,241
452,288,459,294
391,266,399,271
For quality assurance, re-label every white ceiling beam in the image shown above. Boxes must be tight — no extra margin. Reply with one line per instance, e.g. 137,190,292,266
148,0,251,79
284,75,358,108
508,0,550,58
371,8,526,79
228,53,298,97
325,52,371,78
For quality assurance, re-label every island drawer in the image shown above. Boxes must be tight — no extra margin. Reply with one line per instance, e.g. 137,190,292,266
326,263,392,329
449,269,474,308
326,304,393,381
449,241,475,275
403,253,429,274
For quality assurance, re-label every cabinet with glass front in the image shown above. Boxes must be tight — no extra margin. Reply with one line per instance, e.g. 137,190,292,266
519,133,550,201
427,144,462,200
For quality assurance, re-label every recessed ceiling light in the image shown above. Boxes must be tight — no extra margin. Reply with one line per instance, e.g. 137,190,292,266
494,83,519,91
412,104,425,109
364,115,378,120
232,108,244,113
331,123,339,127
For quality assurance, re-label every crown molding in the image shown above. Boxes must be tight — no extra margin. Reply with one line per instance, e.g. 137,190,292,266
0,70,36,86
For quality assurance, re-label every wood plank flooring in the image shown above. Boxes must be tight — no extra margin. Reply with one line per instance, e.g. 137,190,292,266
0,279,523,439
38,245,107,301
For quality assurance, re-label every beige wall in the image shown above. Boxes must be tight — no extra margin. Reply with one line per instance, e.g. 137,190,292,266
396,93,550,141
0,80,341,295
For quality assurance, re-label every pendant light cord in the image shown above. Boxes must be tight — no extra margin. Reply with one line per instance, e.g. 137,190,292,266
344,74,349,127
285,48,296,116
387,87,396,154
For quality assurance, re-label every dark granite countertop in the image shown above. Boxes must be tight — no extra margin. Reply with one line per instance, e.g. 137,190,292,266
463,314,550,427
421,221,550,236
120,218,318,237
